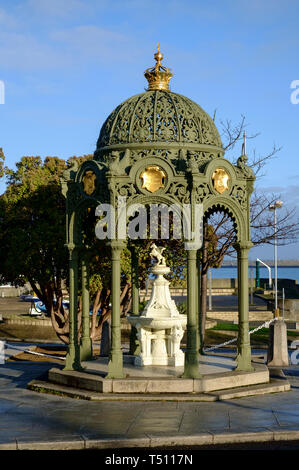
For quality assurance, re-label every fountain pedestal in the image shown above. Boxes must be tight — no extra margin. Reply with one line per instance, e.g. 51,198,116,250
127,254,187,367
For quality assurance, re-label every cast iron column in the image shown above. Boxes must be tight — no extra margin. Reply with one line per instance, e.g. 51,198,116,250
235,241,254,371
129,246,140,355
80,253,92,361
107,240,126,378
183,249,201,378
196,249,202,354
64,245,82,371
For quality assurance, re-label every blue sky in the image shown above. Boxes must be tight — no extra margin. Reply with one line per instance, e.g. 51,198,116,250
0,0,299,260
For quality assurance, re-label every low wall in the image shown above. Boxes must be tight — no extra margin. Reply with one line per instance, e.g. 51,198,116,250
266,298,299,322
0,285,30,298
207,311,273,323
143,278,245,290
259,278,298,289
3,317,52,326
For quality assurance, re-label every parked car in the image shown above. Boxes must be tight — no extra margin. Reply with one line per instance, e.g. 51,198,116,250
20,294,39,302
28,297,100,317
29,299,70,316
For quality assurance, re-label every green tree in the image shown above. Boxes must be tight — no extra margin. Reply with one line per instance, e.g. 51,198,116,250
0,155,187,346
0,155,93,342
0,148,5,178
0,156,69,318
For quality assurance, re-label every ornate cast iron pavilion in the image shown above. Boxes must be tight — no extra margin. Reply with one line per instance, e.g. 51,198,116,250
61,45,255,379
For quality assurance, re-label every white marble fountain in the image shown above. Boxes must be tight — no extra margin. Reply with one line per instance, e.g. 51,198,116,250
127,244,187,367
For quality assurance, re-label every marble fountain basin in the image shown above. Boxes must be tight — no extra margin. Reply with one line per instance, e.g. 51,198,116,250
127,315,187,331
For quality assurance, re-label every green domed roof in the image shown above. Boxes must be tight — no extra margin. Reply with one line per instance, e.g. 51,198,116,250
96,90,222,150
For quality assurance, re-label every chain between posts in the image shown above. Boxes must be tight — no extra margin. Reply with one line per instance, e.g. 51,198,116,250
203,317,278,353
4,343,65,361
2,318,282,359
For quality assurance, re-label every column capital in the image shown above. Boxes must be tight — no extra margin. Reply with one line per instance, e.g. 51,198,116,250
65,242,76,252
107,240,127,251
233,241,253,253
65,243,79,260
108,240,126,262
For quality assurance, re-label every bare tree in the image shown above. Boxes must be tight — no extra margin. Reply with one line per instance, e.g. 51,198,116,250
199,117,299,348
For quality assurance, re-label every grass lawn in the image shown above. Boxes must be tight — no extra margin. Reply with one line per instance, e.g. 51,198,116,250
208,322,299,347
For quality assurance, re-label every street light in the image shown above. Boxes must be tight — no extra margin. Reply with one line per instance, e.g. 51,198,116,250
256,258,272,288
269,200,283,317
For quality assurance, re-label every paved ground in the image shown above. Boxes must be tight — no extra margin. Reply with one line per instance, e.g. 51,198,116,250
0,297,31,316
0,349,299,451
0,295,269,318
171,294,269,312
0,295,298,454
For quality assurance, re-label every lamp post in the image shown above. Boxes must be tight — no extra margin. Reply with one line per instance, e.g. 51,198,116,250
269,200,283,317
256,258,272,288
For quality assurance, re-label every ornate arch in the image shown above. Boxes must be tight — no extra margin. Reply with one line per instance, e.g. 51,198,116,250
202,197,248,243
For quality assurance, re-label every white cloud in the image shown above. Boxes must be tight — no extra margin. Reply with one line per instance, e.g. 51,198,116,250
228,0,292,21
257,185,299,208
0,31,73,70
51,25,135,63
258,186,285,194
0,23,139,71
25,0,95,18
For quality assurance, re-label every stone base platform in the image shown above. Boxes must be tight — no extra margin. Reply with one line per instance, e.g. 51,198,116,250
49,362,270,395
28,376,290,402
26,353,290,400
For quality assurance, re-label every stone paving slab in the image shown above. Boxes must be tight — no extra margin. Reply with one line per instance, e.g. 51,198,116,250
0,355,298,450
1,429,299,450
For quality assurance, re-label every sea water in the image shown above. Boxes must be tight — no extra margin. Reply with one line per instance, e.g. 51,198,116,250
211,266,299,282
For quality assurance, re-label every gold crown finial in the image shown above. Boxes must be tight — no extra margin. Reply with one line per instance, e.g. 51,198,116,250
144,44,173,91
154,43,163,71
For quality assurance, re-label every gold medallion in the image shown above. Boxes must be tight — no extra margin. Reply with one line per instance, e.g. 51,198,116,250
140,166,166,193
212,168,230,194
82,170,97,195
